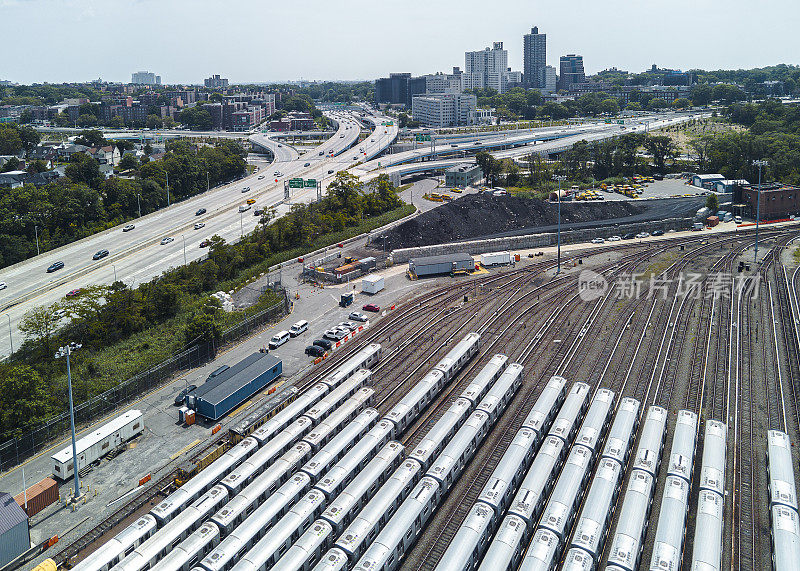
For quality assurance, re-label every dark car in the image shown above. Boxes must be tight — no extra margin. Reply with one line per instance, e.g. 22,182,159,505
622,233,636,240
196,208,207,216
305,345,326,357
174,384,198,405
207,365,229,379
652,229,664,236
328,170,334,174
47,261,64,273
313,338,333,351
66,288,83,297
93,249,109,260
304,162,311,167
362,303,380,312
200,239,211,248
653,173,664,180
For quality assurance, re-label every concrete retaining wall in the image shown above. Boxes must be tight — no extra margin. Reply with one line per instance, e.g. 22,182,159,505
389,217,692,263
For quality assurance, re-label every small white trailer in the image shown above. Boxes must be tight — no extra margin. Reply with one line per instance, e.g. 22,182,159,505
480,251,512,267
362,274,385,294
52,410,144,480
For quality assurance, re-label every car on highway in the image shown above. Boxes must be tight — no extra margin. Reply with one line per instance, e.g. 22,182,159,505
304,162,310,167
66,288,83,297
274,171,282,177
349,311,368,322
199,239,211,248
195,208,207,216
591,238,604,244
277,144,282,147
353,156,359,160
254,208,263,216
319,151,324,156
258,175,265,180
0,282,6,291
174,384,197,406
46,261,65,273
239,204,251,212
652,229,664,236
340,134,345,138
313,338,333,351
194,222,205,230
608,235,622,241
246,198,256,205
122,224,135,232
328,170,334,174
160,237,174,245
241,187,250,193
305,345,326,357
362,303,380,313
93,249,109,260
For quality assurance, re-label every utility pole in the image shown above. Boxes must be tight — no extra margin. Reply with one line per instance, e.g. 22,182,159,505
753,159,768,263
166,172,170,206
56,343,82,501
553,175,567,274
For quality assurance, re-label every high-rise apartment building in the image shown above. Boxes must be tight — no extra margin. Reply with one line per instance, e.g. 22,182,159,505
131,71,158,85
204,74,229,89
464,42,508,93
523,27,547,89
557,55,585,92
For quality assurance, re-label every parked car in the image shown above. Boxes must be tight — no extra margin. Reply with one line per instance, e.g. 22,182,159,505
93,249,109,260
160,237,174,245
337,321,358,332
591,238,604,244
305,345,326,357
66,288,83,297
289,320,309,337
608,235,622,241
195,208,207,216
269,330,290,349
122,224,135,232
53,308,67,319
313,338,333,350
362,303,380,312
258,175,265,180
174,384,197,406
323,329,347,341
652,229,664,236
47,261,65,273
622,233,636,240
194,222,205,230
636,232,650,239
349,311,368,322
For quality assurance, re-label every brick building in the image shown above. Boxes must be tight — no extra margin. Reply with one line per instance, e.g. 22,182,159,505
741,183,800,220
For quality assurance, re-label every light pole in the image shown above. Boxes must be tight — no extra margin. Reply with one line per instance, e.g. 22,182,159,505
55,342,82,501
34,225,40,256
181,235,187,265
553,175,567,274
112,264,117,283
753,159,768,263
5,314,11,354
136,193,142,219
166,171,170,206
240,211,244,238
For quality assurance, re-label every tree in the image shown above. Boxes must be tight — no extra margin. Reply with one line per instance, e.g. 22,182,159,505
599,98,620,116
672,98,692,109
77,114,98,127
146,114,163,129
26,159,48,174
0,157,21,172
644,135,678,173
475,151,501,186
0,125,23,154
178,106,213,130
0,364,50,433
19,304,61,356
689,135,714,171
119,153,138,171
74,129,107,148
706,193,719,212
65,152,101,187
647,98,669,110
691,84,713,106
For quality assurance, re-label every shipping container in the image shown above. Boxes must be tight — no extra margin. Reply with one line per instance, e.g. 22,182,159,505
409,253,474,277
480,251,512,267
188,353,282,421
14,477,58,517
51,410,144,480
362,275,385,295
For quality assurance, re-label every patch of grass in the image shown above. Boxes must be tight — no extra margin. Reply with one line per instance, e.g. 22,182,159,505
794,246,800,266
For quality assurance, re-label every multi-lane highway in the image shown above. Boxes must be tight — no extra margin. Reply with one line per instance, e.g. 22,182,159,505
0,110,398,357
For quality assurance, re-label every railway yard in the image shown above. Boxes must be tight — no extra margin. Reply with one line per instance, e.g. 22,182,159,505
23,224,800,571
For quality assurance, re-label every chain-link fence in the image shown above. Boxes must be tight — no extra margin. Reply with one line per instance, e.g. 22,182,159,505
0,290,289,472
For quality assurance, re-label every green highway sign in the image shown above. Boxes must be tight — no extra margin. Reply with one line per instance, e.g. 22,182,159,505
289,178,304,188
304,179,317,188
415,134,431,142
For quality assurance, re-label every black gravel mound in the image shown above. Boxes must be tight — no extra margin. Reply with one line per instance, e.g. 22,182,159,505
381,194,649,250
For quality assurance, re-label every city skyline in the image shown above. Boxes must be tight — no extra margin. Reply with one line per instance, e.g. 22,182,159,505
2,0,800,85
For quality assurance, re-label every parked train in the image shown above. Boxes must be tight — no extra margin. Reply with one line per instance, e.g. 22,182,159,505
767,429,800,570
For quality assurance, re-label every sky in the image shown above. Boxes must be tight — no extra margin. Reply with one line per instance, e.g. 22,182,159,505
2,0,799,85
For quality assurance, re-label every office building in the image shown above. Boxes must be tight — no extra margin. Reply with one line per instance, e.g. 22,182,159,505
204,74,229,89
131,71,159,85
557,55,585,92
411,93,478,127
446,164,482,187
375,73,413,106
465,42,508,93
523,26,547,89
544,66,557,93
423,69,464,94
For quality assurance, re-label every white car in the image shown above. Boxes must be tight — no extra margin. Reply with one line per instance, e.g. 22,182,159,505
194,222,205,230
591,238,604,244
241,187,251,193
0,281,6,291
160,237,174,245
323,328,347,341
349,311,368,322
608,235,622,242
337,321,358,332
238,204,251,212
636,232,650,239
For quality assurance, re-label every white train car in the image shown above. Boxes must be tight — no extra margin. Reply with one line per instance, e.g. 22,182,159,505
476,427,537,515
631,406,668,477
507,436,566,527
547,382,590,444
770,504,800,571
600,397,640,467
690,489,724,571
270,521,334,571
151,523,220,571
52,410,144,480
517,528,560,571
521,375,568,436
460,354,508,405
649,475,690,571
70,515,157,571
433,502,495,571
568,458,622,563
573,388,615,455
474,514,527,571
299,408,379,481
537,444,594,542
408,398,473,471
767,429,799,511
698,420,727,496
606,469,655,571
666,409,698,483
310,548,348,571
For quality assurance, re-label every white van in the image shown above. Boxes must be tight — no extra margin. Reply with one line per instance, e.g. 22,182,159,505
268,330,290,349
289,320,309,337
734,215,742,224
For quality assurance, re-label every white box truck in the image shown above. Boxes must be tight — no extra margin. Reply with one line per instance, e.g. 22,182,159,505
480,251,512,267
362,274,384,294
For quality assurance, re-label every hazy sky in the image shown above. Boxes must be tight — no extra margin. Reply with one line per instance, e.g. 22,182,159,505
3,0,799,85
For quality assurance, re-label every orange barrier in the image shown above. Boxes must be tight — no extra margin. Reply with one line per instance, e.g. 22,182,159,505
138,474,152,486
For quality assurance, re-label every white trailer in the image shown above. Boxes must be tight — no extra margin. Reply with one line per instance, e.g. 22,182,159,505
52,410,144,480
480,251,512,267
362,274,385,294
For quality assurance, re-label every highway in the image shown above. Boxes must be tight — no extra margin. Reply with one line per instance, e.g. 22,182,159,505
0,109,398,357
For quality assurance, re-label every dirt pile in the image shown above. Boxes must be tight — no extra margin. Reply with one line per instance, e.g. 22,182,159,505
380,194,647,250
